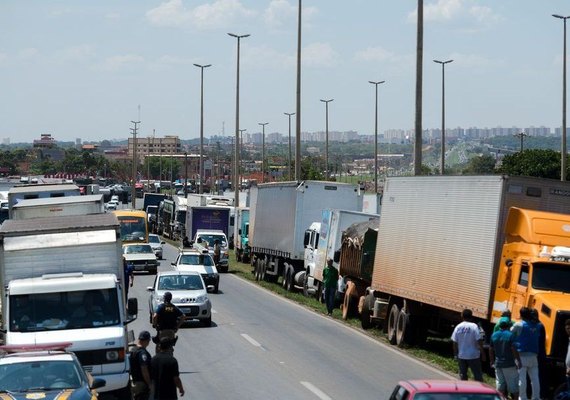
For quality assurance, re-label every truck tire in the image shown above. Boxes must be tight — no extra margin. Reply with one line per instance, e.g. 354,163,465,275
236,250,242,262
260,259,267,281
360,294,375,330
396,309,412,347
387,303,399,345
303,273,310,297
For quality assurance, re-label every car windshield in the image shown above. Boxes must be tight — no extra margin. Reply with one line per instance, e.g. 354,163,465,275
179,254,214,266
10,289,120,332
197,234,227,247
149,235,160,244
125,245,153,254
0,359,84,391
413,395,501,400
532,262,570,291
158,275,204,290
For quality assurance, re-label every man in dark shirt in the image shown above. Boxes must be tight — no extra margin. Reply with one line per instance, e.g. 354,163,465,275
489,317,518,399
151,338,185,399
152,292,184,350
130,330,152,400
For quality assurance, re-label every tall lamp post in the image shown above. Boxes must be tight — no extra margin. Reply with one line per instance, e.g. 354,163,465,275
194,63,212,194
239,129,247,189
433,59,453,175
320,99,333,180
184,152,188,196
259,122,268,182
554,14,570,181
130,120,140,209
228,33,250,205
369,80,385,193
284,112,295,180
295,0,302,181
514,132,527,152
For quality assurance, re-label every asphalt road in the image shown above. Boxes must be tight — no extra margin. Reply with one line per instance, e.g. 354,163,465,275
118,242,451,399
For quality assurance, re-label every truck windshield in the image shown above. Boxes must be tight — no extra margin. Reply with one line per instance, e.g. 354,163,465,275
10,288,120,332
532,262,570,292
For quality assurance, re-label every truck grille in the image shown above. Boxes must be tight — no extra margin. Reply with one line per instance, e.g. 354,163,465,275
551,311,570,361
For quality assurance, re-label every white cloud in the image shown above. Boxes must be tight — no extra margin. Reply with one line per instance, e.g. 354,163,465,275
146,0,256,30
263,0,317,29
407,0,501,28
55,45,96,64
0,53,7,66
445,52,501,70
98,54,145,72
18,48,40,60
242,45,295,69
354,46,398,63
302,42,338,68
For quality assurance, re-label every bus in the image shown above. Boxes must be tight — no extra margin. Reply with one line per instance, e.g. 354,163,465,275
113,209,148,243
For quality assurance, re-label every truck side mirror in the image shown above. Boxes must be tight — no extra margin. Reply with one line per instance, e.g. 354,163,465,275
303,231,310,247
127,297,138,317
238,229,242,235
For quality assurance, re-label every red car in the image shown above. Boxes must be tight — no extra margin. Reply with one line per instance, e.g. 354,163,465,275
389,380,506,400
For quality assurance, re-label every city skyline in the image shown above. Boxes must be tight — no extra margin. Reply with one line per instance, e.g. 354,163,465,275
2,1,570,143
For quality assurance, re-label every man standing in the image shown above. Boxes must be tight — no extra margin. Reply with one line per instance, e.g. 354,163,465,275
489,317,518,399
151,338,185,399
123,257,134,299
451,308,485,382
213,239,221,266
152,292,184,350
512,306,540,400
323,259,338,316
130,330,153,400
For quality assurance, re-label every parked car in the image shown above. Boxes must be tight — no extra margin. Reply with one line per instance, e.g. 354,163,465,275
0,343,106,398
147,271,212,327
123,243,159,274
148,233,164,259
389,380,505,400
172,248,219,293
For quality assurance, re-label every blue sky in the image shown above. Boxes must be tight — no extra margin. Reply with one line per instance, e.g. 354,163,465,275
1,0,570,143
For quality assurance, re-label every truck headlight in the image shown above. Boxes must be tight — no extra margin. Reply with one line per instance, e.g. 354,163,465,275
106,350,119,361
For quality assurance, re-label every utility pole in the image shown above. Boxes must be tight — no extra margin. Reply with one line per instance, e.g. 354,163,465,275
320,99,333,180
130,120,140,209
414,0,424,175
184,152,188,196
239,129,247,189
554,14,570,181
433,59,453,175
369,80,385,193
194,63,212,194
259,122,268,182
284,112,295,180
295,0,302,181
514,132,527,152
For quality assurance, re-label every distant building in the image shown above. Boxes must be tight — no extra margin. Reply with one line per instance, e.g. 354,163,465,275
33,134,56,149
127,135,181,160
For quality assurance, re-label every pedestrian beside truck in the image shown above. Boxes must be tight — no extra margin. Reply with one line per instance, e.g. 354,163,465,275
489,317,518,399
512,306,541,400
323,258,338,316
451,308,485,382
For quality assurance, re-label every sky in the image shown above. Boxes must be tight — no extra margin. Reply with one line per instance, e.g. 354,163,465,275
1,0,570,143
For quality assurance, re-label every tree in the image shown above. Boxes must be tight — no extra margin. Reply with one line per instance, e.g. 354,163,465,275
463,154,497,175
497,149,563,179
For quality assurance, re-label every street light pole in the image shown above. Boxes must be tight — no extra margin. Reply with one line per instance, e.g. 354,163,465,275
295,0,302,181
284,112,295,180
514,132,527,152
130,120,140,209
259,122,268,183
433,59,453,175
228,33,250,206
369,80,385,193
194,63,212,194
554,14,570,181
239,129,247,189
320,99,333,180
184,152,188,196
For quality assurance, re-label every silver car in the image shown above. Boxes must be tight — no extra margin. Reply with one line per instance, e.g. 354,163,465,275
147,271,212,327
148,234,164,259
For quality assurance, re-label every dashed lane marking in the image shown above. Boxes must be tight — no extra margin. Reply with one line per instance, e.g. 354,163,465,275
301,381,332,400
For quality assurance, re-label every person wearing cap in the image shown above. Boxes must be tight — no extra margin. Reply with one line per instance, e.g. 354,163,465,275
493,310,512,333
151,338,185,399
130,330,153,400
490,317,519,399
213,239,221,266
323,258,339,316
152,291,184,350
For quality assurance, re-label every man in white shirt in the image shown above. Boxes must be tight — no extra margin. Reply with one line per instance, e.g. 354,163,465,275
451,308,485,381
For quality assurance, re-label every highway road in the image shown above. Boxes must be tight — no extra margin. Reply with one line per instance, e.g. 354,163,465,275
118,241,451,399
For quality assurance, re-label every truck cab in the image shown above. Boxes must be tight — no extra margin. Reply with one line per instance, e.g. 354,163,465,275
303,222,321,297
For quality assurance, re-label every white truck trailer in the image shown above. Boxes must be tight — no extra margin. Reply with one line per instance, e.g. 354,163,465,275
11,194,105,219
249,181,363,290
303,209,379,299
0,213,138,395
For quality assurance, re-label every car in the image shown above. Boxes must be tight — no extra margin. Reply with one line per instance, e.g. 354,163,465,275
123,243,159,274
0,343,106,398
147,271,212,327
193,229,230,272
105,202,118,211
111,195,119,203
148,233,164,259
171,248,219,293
389,380,506,400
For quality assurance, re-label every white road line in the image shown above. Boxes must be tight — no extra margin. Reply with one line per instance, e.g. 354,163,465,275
241,333,262,348
301,381,332,400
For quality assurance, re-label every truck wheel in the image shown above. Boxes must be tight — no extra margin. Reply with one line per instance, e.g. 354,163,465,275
315,281,323,303
396,309,413,347
236,250,242,262
387,303,400,345
254,259,261,281
360,294,375,330
260,259,267,281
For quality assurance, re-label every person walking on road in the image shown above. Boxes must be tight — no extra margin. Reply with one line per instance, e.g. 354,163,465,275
512,306,541,400
151,338,185,399
489,317,519,399
451,308,485,382
130,330,153,400
152,292,184,351
323,258,338,316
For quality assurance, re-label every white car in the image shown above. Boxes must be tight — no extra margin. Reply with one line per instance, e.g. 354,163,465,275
193,229,230,272
148,234,164,259
105,202,118,211
171,248,219,293
147,271,212,327
123,244,159,274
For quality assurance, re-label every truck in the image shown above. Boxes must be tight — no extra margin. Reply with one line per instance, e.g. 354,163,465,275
11,194,105,219
143,193,167,233
337,219,379,320
302,209,379,300
0,213,138,395
8,183,80,217
157,195,187,240
185,206,230,242
234,207,250,263
360,175,570,394
249,180,363,289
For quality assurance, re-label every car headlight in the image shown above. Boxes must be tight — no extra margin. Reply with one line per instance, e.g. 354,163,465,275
195,295,208,303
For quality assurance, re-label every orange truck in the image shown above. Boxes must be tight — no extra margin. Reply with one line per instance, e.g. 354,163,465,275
361,175,570,394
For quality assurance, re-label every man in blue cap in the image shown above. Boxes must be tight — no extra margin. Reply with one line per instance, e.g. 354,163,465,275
490,316,518,400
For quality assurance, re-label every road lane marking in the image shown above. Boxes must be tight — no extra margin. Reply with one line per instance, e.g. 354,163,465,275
241,333,266,351
301,381,332,400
